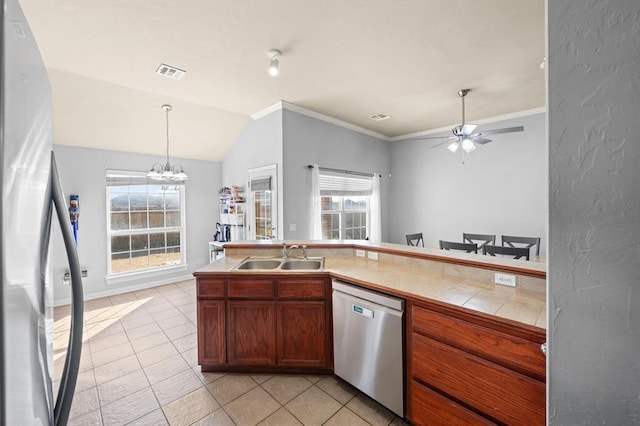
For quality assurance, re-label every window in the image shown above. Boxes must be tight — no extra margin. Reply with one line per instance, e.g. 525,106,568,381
321,196,369,240
106,170,186,276
315,169,373,240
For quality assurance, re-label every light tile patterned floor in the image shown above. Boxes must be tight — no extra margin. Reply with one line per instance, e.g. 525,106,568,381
54,279,408,426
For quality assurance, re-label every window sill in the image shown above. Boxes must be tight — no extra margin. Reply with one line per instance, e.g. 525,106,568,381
105,263,188,286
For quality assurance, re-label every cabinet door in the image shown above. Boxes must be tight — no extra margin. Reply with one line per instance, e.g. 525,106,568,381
198,300,226,365
227,301,276,365
277,301,326,367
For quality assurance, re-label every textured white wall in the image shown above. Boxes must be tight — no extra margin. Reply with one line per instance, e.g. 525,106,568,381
548,1,640,422
51,145,221,304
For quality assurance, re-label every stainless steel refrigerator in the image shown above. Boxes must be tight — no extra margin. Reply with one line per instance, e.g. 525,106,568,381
1,0,84,424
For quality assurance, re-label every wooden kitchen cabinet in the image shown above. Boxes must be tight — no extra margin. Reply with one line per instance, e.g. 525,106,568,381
407,300,546,425
228,300,276,365
277,301,326,367
197,300,226,364
196,274,332,373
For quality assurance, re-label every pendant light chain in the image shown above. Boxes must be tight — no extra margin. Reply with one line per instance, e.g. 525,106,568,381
165,106,170,166
163,104,172,167
147,104,188,182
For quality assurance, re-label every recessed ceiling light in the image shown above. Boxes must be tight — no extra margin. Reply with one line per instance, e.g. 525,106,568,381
369,113,391,121
156,63,186,80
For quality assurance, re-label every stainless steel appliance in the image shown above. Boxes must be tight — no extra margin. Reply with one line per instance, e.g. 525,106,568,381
1,0,84,424
332,280,405,417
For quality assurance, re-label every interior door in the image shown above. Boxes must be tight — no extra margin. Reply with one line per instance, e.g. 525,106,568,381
247,164,278,240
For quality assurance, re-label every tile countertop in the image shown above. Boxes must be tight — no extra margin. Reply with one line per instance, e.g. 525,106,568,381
194,253,547,331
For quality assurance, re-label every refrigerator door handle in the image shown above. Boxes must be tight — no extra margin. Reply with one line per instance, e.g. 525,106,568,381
50,153,84,426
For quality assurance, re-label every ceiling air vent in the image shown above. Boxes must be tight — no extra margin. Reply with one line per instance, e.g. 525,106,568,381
156,63,186,80
369,113,391,121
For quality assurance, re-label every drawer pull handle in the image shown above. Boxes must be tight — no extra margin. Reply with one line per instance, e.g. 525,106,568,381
540,342,547,356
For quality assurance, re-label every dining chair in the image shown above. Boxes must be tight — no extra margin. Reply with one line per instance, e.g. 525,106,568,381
463,233,496,250
501,235,541,257
483,244,530,260
406,233,424,247
439,240,478,253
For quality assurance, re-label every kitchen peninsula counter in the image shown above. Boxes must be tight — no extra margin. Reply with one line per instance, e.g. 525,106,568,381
194,241,546,329
194,241,547,423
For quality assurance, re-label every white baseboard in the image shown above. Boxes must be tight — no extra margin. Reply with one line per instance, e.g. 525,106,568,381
53,273,195,307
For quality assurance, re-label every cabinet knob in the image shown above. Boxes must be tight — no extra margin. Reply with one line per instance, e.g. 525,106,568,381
540,342,547,356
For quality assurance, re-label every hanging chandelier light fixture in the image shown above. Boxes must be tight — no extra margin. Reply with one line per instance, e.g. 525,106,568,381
147,104,188,182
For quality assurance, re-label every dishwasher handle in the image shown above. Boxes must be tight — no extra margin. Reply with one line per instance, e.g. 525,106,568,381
332,280,404,312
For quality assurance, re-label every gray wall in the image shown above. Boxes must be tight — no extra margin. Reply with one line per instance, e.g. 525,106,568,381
548,1,640,422
389,112,547,253
282,110,391,241
222,109,283,186
51,145,220,304
222,110,283,238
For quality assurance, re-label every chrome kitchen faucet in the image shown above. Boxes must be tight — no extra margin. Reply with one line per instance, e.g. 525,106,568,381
282,243,307,259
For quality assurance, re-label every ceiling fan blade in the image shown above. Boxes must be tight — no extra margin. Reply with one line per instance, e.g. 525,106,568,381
414,135,455,141
460,124,477,135
428,139,457,149
480,125,524,135
471,136,492,145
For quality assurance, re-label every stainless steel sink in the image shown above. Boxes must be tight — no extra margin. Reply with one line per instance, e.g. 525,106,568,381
235,259,281,270
280,259,323,270
234,257,324,271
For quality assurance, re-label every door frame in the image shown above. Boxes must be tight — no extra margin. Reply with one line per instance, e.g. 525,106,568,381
247,164,281,240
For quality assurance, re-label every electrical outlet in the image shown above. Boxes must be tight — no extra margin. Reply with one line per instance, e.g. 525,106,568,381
63,269,88,285
367,251,379,260
495,273,516,287
289,223,296,232
356,249,366,257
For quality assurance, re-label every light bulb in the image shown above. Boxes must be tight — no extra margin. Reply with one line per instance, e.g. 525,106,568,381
447,141,459,153
269,57,279,76
462,138,476,153
268,49,281,77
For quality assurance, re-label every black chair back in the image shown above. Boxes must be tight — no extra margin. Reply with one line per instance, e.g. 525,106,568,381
439,240,478,253
483,244,530,260
502,235,541,257
406,233,424,247
463,233,496,249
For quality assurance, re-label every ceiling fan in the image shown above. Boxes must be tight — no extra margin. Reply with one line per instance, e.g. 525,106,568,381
418,89,524,153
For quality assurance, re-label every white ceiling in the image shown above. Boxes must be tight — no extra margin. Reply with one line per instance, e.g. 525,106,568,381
19,0,545,162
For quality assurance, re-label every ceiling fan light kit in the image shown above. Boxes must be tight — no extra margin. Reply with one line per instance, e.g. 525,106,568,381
417,88,525,158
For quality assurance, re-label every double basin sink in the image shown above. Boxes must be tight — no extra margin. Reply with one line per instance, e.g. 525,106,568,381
234,257,324,271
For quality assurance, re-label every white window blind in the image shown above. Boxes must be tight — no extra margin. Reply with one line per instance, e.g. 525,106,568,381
250,177,271,191
319,170,373,196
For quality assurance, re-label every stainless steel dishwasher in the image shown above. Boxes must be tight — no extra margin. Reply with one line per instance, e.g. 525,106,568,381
332,280,405,417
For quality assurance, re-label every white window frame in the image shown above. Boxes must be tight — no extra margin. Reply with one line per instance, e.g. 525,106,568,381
105,171,187,282
316,169,373,240
321,195,369,240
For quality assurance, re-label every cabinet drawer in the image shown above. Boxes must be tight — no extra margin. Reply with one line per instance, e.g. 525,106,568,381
278,279,326,299
413,333,545,425
410,380,494,426
412,304,545,380
197,278,225,298
228,279,274,298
